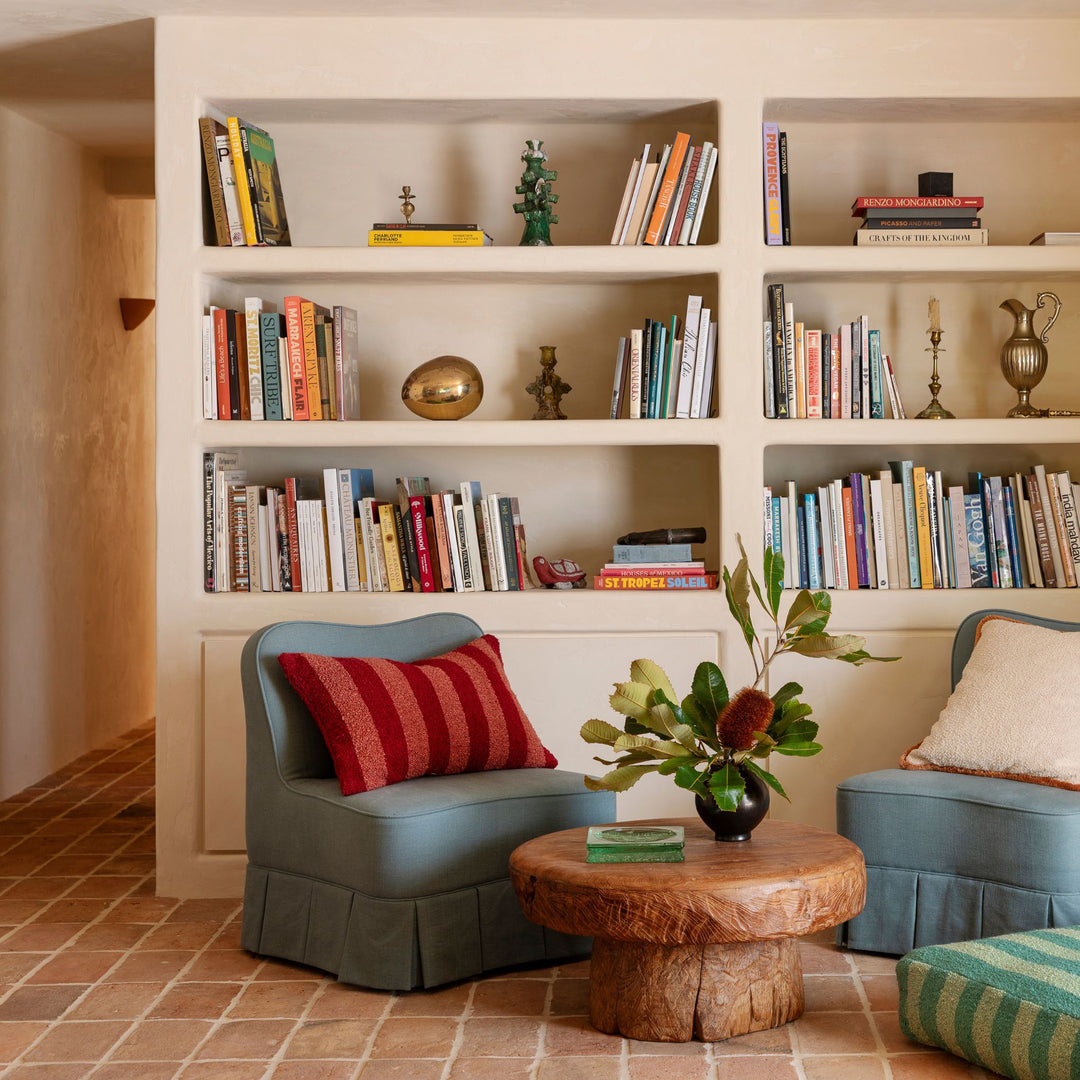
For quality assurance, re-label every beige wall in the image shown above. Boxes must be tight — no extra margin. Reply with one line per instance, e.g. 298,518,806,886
0,105,155,798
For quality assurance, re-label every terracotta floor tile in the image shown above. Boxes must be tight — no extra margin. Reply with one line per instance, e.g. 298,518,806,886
64,981,168,1020
0,954,48,982
0,985,87,1021
95,855,156,877
458,1016,542,1058
850,951,901,976
179,1062,270,1080
284,1018,378,1059
62,878,141,899
35,858,106,878
180,949,262,981
306,984,389,1020
101,898,178,923
0,925,85,953
544,1017,627,1057
106,951,195,983
140,921,222,951
208,920,244,949
715,1059,799,1080
168,900,242,924
108,1017,214,1060
710,1024,793,1055
0,1021,50,1061
28,951,122,984
802,1055,888,1079
625,1039,706,1056
797,942,854,975
93,1063,179,1080
70,924,148,950
22,1020,130,1062
801,974,864,1011
194,1018,296,1059
271,1060,359,1080
861,973,900,1011
446,1059,536,1080
226,980,321,1018
359,1062,445,1080
3,1064,103,1079
889,1053,992,1078
149,981,244,1019
368,1016,458,1058
792,1011,877,1055
1,854,53,877
627,1056,712,1079
535,1059,622,1079
386,982,470,1017
253,959,325,982
0,900,47,923
33,898,112,923
554,960,590,978
549,978,589,1016
872,1010,936,1055
471,978,548,1017
1,880,73,901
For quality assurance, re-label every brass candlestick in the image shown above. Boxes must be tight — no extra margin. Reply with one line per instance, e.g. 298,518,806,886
916,328,955,419
399,185,415,226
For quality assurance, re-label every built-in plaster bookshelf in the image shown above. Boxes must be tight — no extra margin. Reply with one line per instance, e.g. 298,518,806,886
157,14,1080,896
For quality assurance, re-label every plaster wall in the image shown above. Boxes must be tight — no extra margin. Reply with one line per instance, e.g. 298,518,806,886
0,105,155,798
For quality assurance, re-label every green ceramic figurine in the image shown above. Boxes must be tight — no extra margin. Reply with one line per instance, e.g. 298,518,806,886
513,139,558,246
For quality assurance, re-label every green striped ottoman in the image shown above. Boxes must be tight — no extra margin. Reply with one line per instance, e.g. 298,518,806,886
897,926,1080,1080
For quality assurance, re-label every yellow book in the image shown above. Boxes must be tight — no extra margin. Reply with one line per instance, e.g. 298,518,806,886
226,117,258,245
368,229,492,247
912,466,935,590
377,502,406,592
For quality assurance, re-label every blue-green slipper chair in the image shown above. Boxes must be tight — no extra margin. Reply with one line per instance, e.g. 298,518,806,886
837,608,1080,955
239,613,615,990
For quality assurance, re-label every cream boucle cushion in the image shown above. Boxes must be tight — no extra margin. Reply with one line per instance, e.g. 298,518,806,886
900,615,1080,790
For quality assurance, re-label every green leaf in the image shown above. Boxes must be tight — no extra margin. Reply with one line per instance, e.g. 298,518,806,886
762,545,784,618
608,680,653,723
742,758,790,801
629,658,678,704
690,662,729,722
677,694,711,740
774,718,819,745
786,633,869,660
583,763,658,792
652,689,704,752
706,762,746,812
772,741,823,757
835,648,902,665
612,733,688,758
579,718,623,746
782,589,832,632
738,534,769,618
591,749,661,766
673,761,708,795
723,559,755,650
770,681,803,708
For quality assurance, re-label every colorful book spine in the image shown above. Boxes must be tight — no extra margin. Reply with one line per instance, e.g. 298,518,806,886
804,493,822,589
912,466,935,590
963,493,991,588
595,573,717,590
761,122,783,246
848,473,870,587
226,117,260,245
645,131,691,245
767,284,788,418
868,329,884,419
259,313,284,421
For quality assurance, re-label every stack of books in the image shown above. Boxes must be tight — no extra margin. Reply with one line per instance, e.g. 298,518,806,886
202,296,360,422
610,294,716,419
609,132,717,246
764,462,1080,592
202,463,535,595
198,115,290,247
763,284,904,420
594,537,716,591
851,195,987,246
585,825,685,863
368,223,493,246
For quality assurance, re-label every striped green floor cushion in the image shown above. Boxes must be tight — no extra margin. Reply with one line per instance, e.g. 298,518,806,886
897,926,1080,1080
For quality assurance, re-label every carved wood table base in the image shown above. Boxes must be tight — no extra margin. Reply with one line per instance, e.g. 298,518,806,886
510,818,865,1043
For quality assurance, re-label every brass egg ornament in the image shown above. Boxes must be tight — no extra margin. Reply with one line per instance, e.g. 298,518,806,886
401,355,484,420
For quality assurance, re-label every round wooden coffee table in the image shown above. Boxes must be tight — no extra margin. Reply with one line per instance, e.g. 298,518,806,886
509,817,865,1042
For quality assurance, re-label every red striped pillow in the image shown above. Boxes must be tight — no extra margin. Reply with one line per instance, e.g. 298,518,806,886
278,634,557,795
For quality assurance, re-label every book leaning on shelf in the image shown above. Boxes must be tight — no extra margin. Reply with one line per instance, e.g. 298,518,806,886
763,462,1080,592
203,295,361,421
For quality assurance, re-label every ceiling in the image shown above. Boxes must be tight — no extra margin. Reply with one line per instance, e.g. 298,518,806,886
2,1,1079,158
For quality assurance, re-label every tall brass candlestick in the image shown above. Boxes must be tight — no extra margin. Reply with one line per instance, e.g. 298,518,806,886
915,298,954,419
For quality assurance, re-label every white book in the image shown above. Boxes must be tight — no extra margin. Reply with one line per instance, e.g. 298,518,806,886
628,327,644,420
883,354,905,419
786,480,799,589
689,308,712,418
244,297,265,420
687,146,718,246
256,501,271,592
635,143,670,245
783,303,797,420
855,228,989,246
675,295,702,418
1033,464,1066,587
478,497,501,591
321,468,346,591
1055,470,1080,580
459,481,487,592
337,470,361,591
870,478,890,588
485,493,509,590
891,482,910,589
778,495,791,589
948,485,971,588
763,319,775,419
617,142,651,245
817,484,836,589
202,312,216,419
831,478,849,590
763,486,774,557
933,470,950,590
295,501,312,592
453,502,475,592
878,472,899,589
840,323,852,419
678,140,714,245
277,334,292,419
859,315,871,423
440,492,464,591
216,464,245,593
610,156,641,245
214,131,246,246
314,502,330,592
882,350,900,418
363,497,388,591
246,486,262,593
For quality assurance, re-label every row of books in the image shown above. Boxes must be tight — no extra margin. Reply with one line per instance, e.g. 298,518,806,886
761,123,791,246
610,294,717,419
593,540,716,590
609,132,717,246
764,284,904,420
198,116,290,247
201,297,360,422
203,454,534,594
851,195,988,247
764,462,1080,592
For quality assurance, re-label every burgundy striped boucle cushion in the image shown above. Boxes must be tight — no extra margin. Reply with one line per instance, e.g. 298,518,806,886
278,634,557,795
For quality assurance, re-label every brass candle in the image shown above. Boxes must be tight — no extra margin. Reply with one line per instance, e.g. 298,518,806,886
915,297,954,419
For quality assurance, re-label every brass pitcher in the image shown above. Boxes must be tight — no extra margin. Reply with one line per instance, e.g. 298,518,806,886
999,291,1062,417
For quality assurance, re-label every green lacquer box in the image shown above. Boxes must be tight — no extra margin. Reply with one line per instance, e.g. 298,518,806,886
585,825,685,863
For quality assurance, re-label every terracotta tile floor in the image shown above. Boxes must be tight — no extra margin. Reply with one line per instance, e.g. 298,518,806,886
0,723,996,1079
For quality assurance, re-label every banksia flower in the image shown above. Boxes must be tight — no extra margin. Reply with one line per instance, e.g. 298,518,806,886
718,687,774,750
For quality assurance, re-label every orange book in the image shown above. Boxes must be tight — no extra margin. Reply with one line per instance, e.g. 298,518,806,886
212,307,230,420
842,485,859,590
644,131,691,245
299,300,323,421
283,296,311,420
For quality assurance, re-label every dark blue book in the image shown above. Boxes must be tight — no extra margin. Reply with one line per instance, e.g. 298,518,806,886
497,495,520,590
647,323,666,419
963,493,991,587
848,472,870,587
796,504,810,589
1002,482,1025,587
978,477,1000,587
641,319,654,418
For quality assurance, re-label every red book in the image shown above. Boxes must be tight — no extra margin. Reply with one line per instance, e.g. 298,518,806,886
408,495,437,593
283,477,304,591
644,131,691,245
841,485,859,590
234,311,251,421
851,195,983,215
283,295,311,420
212,307,231,420
665,145,701,246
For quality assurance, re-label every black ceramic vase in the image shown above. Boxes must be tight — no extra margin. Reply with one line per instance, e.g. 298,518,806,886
694,767,770,842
